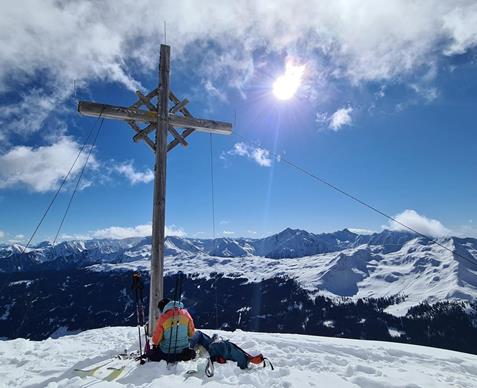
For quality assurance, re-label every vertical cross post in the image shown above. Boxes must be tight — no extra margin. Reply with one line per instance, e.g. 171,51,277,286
149,44,170,335
77,43,232,337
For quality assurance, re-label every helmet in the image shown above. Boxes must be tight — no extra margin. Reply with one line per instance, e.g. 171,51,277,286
157,298,170,312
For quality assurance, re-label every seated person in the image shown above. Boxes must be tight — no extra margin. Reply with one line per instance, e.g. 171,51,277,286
147,298,270,372
148,298,196,362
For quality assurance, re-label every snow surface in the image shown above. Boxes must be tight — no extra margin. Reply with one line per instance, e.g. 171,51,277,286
1,326,477,387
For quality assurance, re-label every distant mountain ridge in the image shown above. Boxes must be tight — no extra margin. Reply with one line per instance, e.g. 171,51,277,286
0,228,424,271
2,228,477,311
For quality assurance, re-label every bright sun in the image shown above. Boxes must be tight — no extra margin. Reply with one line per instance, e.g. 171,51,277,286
273,63,305,100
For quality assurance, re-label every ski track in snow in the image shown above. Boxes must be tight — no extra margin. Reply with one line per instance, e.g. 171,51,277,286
1,326,476,387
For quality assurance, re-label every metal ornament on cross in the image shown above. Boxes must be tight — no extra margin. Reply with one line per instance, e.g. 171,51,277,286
77,44,232,335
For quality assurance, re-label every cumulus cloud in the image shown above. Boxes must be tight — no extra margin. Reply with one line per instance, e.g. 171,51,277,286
330,107,353,130
91,223,186,239
316,106,353,131
226,142,272,167
387,209,451,238
0,137,97,192
223,230,235,235
1,1,477,142
92,224,151,239
114,161,154,184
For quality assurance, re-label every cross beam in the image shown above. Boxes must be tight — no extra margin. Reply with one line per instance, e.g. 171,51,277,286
78,102,232,135
77,44,232,336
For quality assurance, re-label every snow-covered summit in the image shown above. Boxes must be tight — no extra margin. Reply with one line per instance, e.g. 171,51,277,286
1,326,476,387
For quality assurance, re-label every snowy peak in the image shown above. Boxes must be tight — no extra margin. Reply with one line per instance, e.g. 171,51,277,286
356,230,418,252
209,238,254,257
164,236,202,256
252,228,358,258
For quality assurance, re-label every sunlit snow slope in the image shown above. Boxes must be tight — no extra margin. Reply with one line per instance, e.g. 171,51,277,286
1,326,476,387
91,236,477,316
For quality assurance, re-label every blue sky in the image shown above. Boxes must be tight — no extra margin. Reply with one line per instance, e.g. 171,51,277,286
1,1,477,243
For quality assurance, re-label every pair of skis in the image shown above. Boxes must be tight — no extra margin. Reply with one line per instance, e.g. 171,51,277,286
74,272,147,382
74,354,209,382
73,352,139,382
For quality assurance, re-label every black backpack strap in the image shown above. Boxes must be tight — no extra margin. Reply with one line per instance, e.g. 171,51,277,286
205,358,214,377
263,357,274,370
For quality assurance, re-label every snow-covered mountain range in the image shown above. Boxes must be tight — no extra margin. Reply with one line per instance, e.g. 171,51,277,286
1,228,477,315
0,228,423,268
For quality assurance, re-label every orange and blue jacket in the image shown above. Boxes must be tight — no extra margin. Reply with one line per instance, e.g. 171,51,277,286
152,300,195,353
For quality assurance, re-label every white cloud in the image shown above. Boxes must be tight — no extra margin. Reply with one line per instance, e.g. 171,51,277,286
410,84,439,103
115,161,154,184
0,230,5,239
203,80,228,103
91,223,186,239
0,87,72,142
387,209,451,238
165,225,187,238
7,234,27,244
442,5,477,55
57,233,92,241
92,224,152,239
223,230,235,235
330,107,353,130
316,106,353,131
227,142,272,167
1,1,477,142
453,220,477,238
349,228,375,235
0,137,97,192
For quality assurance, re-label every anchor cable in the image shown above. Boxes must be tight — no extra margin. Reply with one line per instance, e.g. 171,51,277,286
232,132,477,267
52,118,105,245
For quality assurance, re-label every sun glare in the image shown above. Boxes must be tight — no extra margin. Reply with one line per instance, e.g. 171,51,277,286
273,62,305,100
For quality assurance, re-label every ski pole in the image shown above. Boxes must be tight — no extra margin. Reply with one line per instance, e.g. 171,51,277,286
132,272,144,354
173,272,183,354
168,274,179,355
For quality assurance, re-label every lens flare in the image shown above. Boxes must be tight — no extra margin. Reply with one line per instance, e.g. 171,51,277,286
273,62,305,100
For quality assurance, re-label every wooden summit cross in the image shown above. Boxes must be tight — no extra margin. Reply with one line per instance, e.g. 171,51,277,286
78,44,232,334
